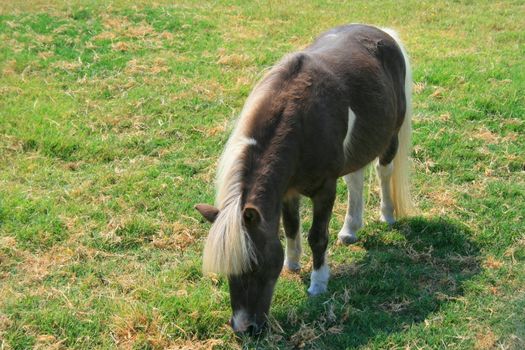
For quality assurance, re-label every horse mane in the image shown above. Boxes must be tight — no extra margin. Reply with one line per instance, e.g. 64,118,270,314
201,118,258,275
202,53,309,276
201,81,265,276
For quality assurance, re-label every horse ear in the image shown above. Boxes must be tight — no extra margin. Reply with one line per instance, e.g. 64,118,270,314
243,204,261,227
195,204,219,223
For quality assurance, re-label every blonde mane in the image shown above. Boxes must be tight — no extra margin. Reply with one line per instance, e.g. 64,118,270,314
201,86,267,276
202,55,304,275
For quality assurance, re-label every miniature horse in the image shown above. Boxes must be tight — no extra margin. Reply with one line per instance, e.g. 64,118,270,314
195,24,414,334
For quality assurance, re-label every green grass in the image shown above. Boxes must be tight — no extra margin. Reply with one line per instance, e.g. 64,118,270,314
0,1,524,349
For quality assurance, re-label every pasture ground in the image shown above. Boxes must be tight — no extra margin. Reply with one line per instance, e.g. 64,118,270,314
0,1,524,349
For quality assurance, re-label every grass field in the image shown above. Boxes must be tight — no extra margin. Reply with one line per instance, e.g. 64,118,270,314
0,0,524,349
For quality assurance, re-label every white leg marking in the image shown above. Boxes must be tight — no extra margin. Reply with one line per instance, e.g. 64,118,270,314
376,161,395,224
308,261,330,295
284,233,302,271
338,168,365,245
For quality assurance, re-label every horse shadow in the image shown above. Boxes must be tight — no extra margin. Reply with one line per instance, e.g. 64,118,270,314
263,217,481,348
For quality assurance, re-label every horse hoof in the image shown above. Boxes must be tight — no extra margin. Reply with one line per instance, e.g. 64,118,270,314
307,284,327,296
338,234,358,245
380,214,396,225
284,260,301,272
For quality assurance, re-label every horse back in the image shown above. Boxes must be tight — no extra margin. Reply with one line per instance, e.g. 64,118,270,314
300,24,408,179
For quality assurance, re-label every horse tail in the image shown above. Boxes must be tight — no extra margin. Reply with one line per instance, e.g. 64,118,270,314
383,28,415,218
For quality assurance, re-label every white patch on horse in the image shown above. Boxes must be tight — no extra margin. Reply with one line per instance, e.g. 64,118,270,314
376,161,395,224
308,260,330,295
245,137,257,146
343,107,357,155
284,233,302,271
338,167,365,245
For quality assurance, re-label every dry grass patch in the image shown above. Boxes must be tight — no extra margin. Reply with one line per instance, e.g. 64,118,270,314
430,86,446,99
112,269,148,295
99,15,159,41
191,120,227,138
203,123,226,137
505,237,525,266
437,112,451,122
427,188,457,210
93,31,117,41
110,306,167,349
190,79,224,100
34,334,66,350
380,298,413,313
474,329,497,350
148,58,170,74
216,48,252,67
168,338,226,350
67,179,94,199
0,313,12,332
109,303,228,349
169,90,194,103
18,246,75,283
222,16,263,43
0,236,17,251
51,60,82,71
151,221,198,251
52,23,75,35
103,17,131,31
194,163,215,184
34,34,53,44
501,132,518,143
92,18,171,51
289,316,344,349
413,81,426,94
484,256,503,270
125,24,155,38
159,31,174,40
100,216,132,243
37,51,54,60
93,113,151,135
280,268,302,282
0,236,21,278
472,126,501,145
125,58,169,75
112,41,131,51
1,36,24,54
2,60,17,76
290,323,320,348
235,75,253,88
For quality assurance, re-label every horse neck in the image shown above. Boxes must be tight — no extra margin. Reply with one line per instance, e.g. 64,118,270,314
244,137,298,222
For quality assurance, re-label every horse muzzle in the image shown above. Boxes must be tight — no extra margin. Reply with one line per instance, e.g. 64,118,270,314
228,310,264,335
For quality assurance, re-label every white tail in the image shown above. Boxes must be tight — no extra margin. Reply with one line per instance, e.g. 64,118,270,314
382,28,415,218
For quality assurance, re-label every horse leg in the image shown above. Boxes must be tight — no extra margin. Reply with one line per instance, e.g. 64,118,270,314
307,180,336,296
337,168,365,245
376,136,398,224
282,196,302,271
